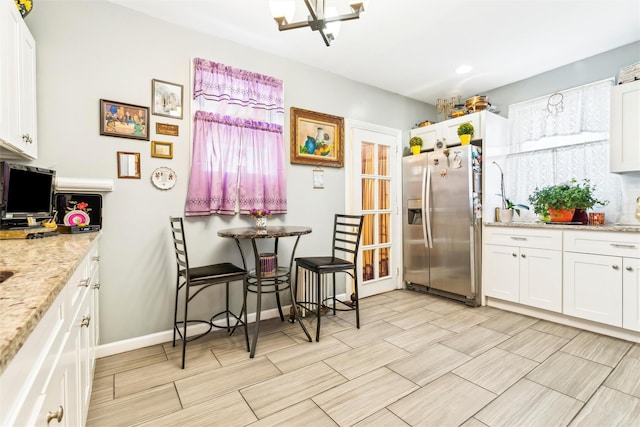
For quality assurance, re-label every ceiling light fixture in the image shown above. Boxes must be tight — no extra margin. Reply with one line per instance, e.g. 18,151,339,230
269,0,365,47
455,65,472,75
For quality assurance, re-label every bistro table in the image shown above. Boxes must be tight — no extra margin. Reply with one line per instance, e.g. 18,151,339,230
217,225,313,357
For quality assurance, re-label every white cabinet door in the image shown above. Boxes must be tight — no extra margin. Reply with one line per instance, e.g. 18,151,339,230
35,361,71,427
622,257,640,331
563,252,623,327
610,80,640,173
410,125,440,151
17,24,37,159
519,248,562,312
442,113,481,144
483,244,519,302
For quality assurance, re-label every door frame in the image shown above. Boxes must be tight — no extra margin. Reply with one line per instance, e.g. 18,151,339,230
344,119,403,295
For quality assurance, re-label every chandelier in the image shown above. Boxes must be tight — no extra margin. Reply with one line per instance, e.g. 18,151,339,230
269,1,366,47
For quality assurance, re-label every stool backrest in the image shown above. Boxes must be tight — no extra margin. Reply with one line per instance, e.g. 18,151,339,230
332,214,364,262
169,217,189,272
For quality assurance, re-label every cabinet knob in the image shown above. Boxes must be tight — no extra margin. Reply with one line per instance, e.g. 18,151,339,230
93,282,101,290
512,253,517,257
92,256,100,262
78,279,89,288
626,266,634,271
46,406,64,424
81,316,91,327
22,133,32,143
612,265,620,270
521,254,526,258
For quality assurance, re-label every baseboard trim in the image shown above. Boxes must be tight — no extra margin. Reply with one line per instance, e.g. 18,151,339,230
96,305,292,358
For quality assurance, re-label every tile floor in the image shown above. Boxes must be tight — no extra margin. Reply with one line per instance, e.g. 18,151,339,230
87,290,640,426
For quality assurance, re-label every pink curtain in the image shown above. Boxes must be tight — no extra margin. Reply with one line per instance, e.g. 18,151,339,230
185,112,286,216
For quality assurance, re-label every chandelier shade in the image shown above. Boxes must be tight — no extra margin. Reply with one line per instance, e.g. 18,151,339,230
269,0,365,46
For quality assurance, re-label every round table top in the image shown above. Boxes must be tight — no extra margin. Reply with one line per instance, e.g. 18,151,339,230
217,225,312,239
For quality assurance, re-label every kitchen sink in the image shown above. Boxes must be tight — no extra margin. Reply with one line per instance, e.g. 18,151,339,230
0,270,14,283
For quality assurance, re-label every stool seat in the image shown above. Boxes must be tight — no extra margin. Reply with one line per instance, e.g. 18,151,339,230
180,263,246,281
295,257,355,272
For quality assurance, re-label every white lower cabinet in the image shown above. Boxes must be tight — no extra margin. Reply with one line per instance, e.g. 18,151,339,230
623,257,640,331
483,227,562,312
0,236,100,426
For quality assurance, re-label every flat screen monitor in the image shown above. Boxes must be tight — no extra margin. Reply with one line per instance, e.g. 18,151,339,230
0,161,56,222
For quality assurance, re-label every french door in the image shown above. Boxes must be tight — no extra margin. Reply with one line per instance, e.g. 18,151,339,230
346,121,402,298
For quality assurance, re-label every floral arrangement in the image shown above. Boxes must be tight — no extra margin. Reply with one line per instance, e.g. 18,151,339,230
250,208,271,218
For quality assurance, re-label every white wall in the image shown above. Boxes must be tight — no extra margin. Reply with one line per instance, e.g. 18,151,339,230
25,0,433,344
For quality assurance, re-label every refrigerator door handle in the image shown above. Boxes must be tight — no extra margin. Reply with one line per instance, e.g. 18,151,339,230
424,165,433,249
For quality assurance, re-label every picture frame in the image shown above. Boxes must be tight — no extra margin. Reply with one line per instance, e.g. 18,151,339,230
151,141,173,159
117,151,141,179
152,79,183,119
290,107,344,168
156,122,179,136
100,99,149,141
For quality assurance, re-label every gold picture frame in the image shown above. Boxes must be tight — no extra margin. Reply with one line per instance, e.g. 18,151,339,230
117,151,141,179
151,141,173,159
290,107,344,168
156,122,179,136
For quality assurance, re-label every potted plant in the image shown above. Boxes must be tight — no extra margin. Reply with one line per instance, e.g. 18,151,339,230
493,161,529,223
457,122,474,145
528,179,607,223
409,136,423,155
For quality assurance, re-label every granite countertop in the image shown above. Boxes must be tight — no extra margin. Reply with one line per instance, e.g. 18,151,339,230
0,232,100,376
485,222,640,232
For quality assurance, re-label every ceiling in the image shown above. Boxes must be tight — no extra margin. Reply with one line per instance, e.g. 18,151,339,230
106,0,639,105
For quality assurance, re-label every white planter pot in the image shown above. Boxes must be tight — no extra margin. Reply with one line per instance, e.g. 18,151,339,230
500,209,514,223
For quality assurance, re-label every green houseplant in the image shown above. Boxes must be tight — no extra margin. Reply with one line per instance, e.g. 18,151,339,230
457,122,474,145
493,161,528,222
409,136,423,155
528,179,607,222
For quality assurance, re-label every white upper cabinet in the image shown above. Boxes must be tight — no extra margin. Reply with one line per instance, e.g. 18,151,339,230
0,0,37,159
409,111,489,151
610,80,639,173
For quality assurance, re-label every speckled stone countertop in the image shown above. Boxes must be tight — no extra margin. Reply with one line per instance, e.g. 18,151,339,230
0,232,100,376
485,222,640,232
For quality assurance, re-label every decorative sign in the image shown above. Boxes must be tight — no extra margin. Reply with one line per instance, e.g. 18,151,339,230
156,122,179,136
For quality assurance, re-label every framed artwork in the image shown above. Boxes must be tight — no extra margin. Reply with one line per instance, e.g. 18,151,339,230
117,151,141,179
100,99,149,141
156,122,179,136
290,107,344,168
151,141,173,159
152,79,183,119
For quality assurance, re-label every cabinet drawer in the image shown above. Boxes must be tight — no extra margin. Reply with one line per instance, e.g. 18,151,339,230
484,226,562,250
564,231,640,257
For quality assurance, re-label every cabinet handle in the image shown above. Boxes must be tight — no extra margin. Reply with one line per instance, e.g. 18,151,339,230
612,265,620,270
626,266,634,271
92,256,100,262
512,253,517,257
610,243,637,249
46,406,63,424
510,237,527,241
78,279,89,287
81,316,91,327
521,254,526,258
93,283,101,290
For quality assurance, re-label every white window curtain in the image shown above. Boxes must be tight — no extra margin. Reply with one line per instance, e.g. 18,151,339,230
505,78,622,222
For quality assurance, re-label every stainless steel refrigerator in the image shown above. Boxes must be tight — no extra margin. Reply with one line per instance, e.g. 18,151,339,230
402,143,482,305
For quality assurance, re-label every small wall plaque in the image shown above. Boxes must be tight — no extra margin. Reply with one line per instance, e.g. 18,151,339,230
156,122,179,136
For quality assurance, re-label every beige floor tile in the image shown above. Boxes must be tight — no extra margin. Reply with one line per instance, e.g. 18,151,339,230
163,326,248,360
385,323,456,353
478,311,538,335
530,319,582,339
86,383,181,427
526,351,611,401
459,418,489,427
430,309,492,333
333,319,403,348
89,375,113,406
358,293,396,308
453,347,538,394
114,348,219,398
176,356,281,408
266,335,351,373
384,307,443,330
93,345,167,378
475,379,583,427
627,343,640,359
137,391,257,427
388,343,472,386
569,386,640,427
335,305,396,326
423,298,466,315
498,328,569,362
604,356,640,398
440,326,510,357
313,367,418,426
383,297,436,313
323,340,410,380
214,331,297,365
561,331,633,367
473,305,502,318
388,373,496,427
353,408,410,427
241,361,346,419
384,289,428,302
248,399,338,427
